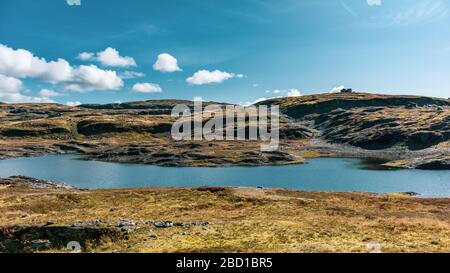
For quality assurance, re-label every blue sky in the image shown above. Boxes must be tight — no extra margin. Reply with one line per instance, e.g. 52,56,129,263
0,0,449,105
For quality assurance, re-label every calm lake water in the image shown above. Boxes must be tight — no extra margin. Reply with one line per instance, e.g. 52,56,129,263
0,155,449,197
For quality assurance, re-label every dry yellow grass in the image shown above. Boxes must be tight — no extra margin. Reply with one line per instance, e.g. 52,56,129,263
1,185,449,253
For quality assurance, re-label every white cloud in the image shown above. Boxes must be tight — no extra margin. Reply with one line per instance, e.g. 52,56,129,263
330,85,345,93
265,88,301,97
367,0,381,6
132,83,162,93
0,44,73,83
186,70,243,85
153,53,182,73
287,88,301,97
0,74,23,94
38,89,61,97
65,65,124,92
0,74,55,103
77,48,136,67
96,47,136,67
0,44,123,92
77,52,94,61
120,71,146,79
67,0,81,6
241,88,301,106
66,101,82,107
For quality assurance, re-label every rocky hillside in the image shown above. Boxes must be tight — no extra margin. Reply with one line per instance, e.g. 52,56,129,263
260,93,450,169
0,93,449,169
261,93,450,149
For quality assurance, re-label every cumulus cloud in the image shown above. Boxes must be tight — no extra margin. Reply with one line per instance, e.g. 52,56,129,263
132,83,162,93
186,70,243,85
0,44,73,83
0,74,23,94
0,74,55,103
153,53,182,73
367,0,381,6
64,65,124,92
96,47,136,67
77,48,136,68
67,0,81,6
66,101,82,107
0,44,123,92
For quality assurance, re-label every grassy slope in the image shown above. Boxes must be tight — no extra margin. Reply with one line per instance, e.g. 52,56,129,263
1,185,449,253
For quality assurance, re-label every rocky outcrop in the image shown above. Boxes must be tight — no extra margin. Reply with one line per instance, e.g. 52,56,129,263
263,94,449,153
417,159,450,170
0,127,70,138
407,131,444,150
0,176,78,190
82,144,302,167
76,120,172,136
0,217,210,252
280,125,315,140
0,224,123,253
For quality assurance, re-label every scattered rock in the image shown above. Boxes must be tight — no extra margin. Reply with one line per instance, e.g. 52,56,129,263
28,240,51,251
146,220,209,228
153,221,173,228
174,221,209,227
116,219,137,234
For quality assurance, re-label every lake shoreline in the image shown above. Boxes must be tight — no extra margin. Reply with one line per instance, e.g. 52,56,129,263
1,138,448,170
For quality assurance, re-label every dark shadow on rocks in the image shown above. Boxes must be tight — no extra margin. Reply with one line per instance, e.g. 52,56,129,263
0,225,123,253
